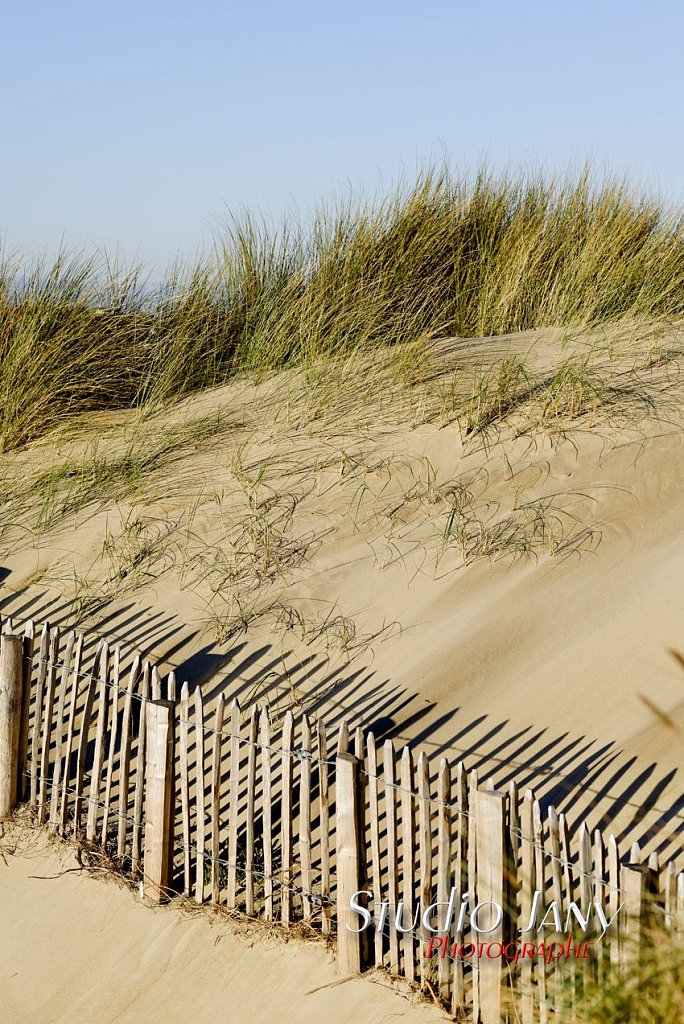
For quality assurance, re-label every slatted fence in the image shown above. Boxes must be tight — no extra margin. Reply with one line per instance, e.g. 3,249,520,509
0,618,682,1022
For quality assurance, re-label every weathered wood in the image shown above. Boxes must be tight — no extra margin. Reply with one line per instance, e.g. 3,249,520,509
166,670,176,703
400,746,416,983
244,706,257,916
317,718,331,934
210,694,225,904
577,823,593,921
37,628,60,823
436,758,451,1001
559,812,577,1010
151,666,161,701
299,714,313,919
86,642,110,840
366,733,383,966
0,634,25,818
281,710,294,926
335,751,362,975
417,750,432,991
226,699,241,909
29,623,49,804
260,707,273,920
676,871,684,934
606,834,620,966
593,829,606,985
336,719,349,756
467,768,479,1024
194,686,206,904
115,654,140,859
383,739,400,975
142,699,175,904
48,632,75,829
548,806,564,909
72,651,100,836
59,634,84,831
17,621,35,801
533,799,548,1024
101,645,122,846
179,681,191,895
621,861,646,965
452,762,468,1020
474,788,506,1024
665,861,677,930
131,663,151,874
520,791,535,1024
547,804,564,1014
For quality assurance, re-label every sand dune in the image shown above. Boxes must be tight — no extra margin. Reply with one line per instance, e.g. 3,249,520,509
2,325,684,1017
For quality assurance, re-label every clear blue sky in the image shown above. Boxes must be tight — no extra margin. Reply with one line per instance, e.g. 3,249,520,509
3,0,683,270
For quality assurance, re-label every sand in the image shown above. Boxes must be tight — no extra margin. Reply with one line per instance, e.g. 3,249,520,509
1,324,684,1016
0,823,440,1024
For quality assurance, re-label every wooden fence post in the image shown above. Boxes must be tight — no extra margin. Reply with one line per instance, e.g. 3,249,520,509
0,634,24,818
336,751,363,975
474,787,507,1024
143,699,175,905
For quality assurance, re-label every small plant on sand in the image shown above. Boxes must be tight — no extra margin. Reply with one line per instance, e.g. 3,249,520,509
460,356,535,438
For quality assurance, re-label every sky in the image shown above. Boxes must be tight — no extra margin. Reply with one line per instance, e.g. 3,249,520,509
3,0,683,270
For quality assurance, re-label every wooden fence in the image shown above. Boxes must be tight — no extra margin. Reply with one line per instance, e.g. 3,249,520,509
1,617,683,1022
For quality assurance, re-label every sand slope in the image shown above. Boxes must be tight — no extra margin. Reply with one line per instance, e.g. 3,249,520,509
1,324,684,857
0,825,440,1024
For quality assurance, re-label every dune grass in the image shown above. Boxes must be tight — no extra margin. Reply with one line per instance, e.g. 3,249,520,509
2,165,684,450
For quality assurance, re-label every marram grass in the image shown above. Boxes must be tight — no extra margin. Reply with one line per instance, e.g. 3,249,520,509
2,165,684,449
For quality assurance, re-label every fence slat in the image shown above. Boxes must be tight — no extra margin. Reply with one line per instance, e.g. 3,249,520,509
179,680,191,896
142,699,175,904
418,751,432,991
101,645,122,846
400,746,415,983
86,643,110,841
452,762,468,1020
72,650,100,836
210,694,225,903
59,635,84,832
436,758,451,1001
194,686,206,904
533,799,548,1024
281,710,294,926
336,751,362,975
383,739,400,974
115,654,140,859
260,707,273,921
131,663,151,874
336,719,349,756
475,788,506,1024
151,666,161,702
226,699,241,909
299,714,312,919
468,769,479,1023
18,621,35,802
29,623,49,805
317,718,331,934
621,862,646,965
48,632,75,829
367,733,383,966
245,706,257,916
37,627,60,823
520,790,535,1024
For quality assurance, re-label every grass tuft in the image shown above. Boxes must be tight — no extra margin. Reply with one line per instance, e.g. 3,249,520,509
3,165,684,449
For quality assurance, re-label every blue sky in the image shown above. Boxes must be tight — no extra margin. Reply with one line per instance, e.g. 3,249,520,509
3,1,683,269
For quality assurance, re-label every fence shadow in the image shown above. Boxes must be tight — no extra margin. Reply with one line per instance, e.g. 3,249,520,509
2,579,684,865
